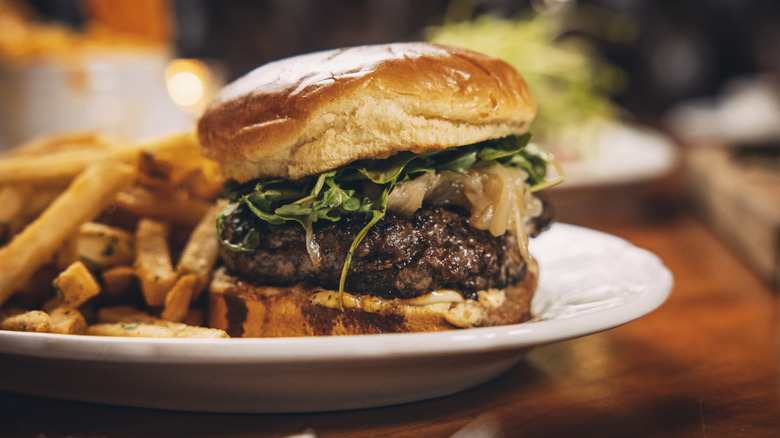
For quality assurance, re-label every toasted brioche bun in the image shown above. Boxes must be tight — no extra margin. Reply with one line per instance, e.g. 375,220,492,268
197,42,536,182
209,259,538,337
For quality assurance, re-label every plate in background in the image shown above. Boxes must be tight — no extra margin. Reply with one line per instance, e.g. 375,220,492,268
553,122,678,189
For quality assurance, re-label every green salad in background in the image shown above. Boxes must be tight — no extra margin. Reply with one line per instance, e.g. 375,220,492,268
428,10,626,160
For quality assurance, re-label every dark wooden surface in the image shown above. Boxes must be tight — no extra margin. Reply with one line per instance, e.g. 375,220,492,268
2,176,779,438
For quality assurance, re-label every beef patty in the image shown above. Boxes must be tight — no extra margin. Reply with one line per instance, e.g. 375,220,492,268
219,203,552,300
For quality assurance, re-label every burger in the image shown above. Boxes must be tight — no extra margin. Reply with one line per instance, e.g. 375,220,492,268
196,42,562,337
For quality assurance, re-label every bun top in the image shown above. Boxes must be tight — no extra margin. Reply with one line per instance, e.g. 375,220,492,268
197,42,536,182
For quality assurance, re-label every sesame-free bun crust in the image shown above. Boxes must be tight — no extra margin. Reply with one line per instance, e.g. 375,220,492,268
197,43,536,182
208,259,537,337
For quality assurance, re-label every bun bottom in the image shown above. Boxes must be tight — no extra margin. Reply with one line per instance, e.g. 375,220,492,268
208,259,537,337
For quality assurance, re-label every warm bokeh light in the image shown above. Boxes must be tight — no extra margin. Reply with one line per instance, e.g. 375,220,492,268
167,71,204,106
165,59,209,111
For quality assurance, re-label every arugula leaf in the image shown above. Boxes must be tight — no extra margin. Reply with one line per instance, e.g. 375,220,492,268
356,151,419,184
217,134,561,306
477,133,531,161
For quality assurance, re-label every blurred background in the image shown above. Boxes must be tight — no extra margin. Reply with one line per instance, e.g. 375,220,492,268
1,0,779,286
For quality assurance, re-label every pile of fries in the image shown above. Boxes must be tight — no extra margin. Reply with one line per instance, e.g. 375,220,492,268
0,131,229,338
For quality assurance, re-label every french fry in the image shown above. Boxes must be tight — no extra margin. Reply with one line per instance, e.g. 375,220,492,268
89,305,228,338
94,305,151,323
0,148,134,185
2,131,118,158
52,261,101,307
177,166,223,200
12,265,60,308
101,265,138,301
0,161,135,306
134,218,177,307
136,151,177,193
56,222,135,270
0,131,199,185
160,274,196,322
47,305,88,335
0,310,51,332
134,131,202,158
0,130,230,338
114,186,214,227
2,185,67,239
86,321,228,338
135,131,204,164
176,201,225,300
136,147,222,200
18,185,65,221
0,186,23,240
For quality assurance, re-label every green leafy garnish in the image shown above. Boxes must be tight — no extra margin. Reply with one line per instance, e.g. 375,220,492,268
218,134,561,306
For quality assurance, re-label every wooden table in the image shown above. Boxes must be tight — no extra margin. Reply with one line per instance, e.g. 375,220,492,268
2,176,779,437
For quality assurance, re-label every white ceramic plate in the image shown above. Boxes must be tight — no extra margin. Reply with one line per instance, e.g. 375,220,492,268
0,224,672,413
554,122,678,188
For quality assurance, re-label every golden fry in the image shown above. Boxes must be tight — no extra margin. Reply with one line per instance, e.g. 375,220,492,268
0,310,51,332
160,274,196,322
177,166,223,200
101,265,138,302
0,186,23,240
176,201,225,300
52,261,101,308
135,138,223,200
134,131,202,158
0,130,230,338
94,305,150,323
3,131,118,158
114,186,214,227
0,149,133,185
47,305,88,335
0,131,199,185
0,161,135,306
56,222,135,270
18,185,65,220
90,305,228,338
134,218,177,307
86,321,228,338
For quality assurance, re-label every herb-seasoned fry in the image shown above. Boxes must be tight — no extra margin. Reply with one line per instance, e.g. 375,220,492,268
47,305,88,335
0,310,51,332
134,218,177,307
96,305,155,323
161,274,196,322
0,161,135,306
0,130,229,338
176,201,225,299
100,265,138,302
56,222,135,270
87,321,228,338
90,306,228,338
52,261,101,308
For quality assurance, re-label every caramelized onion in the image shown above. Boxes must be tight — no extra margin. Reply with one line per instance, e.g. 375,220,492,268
386,164,538,258
303,220,322,268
